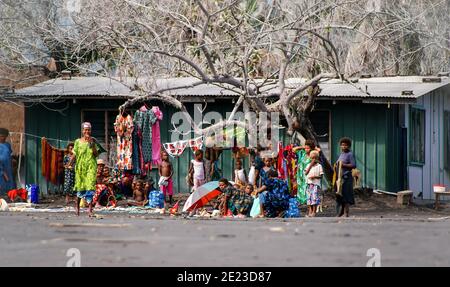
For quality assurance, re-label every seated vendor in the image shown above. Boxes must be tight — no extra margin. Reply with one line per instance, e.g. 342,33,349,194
218,178,253,217
255,169,290,218
93,159,116,207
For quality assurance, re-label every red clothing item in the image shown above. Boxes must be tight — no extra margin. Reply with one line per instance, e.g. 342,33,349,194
277,142,285,179
7,188,27,201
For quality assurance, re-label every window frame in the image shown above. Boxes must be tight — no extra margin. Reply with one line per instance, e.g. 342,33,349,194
409,106,426,166
444,110,450,170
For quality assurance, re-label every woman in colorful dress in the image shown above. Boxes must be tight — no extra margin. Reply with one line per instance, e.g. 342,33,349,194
0,128,15,195
73,122,98,216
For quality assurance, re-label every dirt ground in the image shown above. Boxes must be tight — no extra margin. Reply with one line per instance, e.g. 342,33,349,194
31,189,450,218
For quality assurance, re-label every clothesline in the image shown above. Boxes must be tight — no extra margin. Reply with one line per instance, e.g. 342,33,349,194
8,132,71,188
9,132,72,145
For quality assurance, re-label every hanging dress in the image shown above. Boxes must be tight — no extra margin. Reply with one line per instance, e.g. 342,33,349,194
151,106,163,166
114,114,134,171
133,109,157,171
296,149,311,204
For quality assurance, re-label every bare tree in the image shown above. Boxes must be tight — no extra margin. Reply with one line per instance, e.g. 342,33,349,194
1,0,449,180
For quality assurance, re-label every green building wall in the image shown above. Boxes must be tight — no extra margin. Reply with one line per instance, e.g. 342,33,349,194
325,101,404,192
25,99,401,194
25,99,289,194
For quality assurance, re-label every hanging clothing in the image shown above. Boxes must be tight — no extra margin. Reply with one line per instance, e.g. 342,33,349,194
133,109,157,166
114,114,134,171
50,148,58,184
131,128,143,175
73,139,97,192
163,140,188,157
280,144,297,196
277,142,284,179
189,136,203,153
296,149,311,205
0,142,15,194
41,138,65,186
151,106,163,166
41,138,47,178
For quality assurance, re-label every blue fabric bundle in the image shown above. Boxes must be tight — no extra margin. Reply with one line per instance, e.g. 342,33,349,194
285,197,300,218
147,190,164,208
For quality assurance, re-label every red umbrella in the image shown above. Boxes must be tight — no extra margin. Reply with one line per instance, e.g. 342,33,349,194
182,181,222,212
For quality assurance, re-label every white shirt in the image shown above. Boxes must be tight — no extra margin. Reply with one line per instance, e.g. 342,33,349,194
191,159,205,180
305,163,323,185
234,168,247,184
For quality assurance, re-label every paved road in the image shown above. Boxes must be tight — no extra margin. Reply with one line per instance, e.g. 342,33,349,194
1,212,450,267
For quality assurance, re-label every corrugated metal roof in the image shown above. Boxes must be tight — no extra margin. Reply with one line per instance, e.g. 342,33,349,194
4,76,450,101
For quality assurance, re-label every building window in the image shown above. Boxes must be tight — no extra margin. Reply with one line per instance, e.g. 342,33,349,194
310,110,331,159
409,107,425,164
445,111,450,170
82,110,118,160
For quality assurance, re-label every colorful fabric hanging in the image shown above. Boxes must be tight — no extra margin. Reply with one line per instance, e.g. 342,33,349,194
151,106,163,166
114,114,134,171
41,138,47,178
277,142,284,179
296,149,311,204
163,140,188,157
133,109,157,166
189,136,203,153
40,138,65,186
131,128,143,175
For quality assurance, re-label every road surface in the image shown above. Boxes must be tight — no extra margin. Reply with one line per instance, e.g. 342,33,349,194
1,212,449,267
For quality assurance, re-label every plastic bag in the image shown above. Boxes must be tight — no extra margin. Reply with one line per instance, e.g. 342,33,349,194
250,197,261,218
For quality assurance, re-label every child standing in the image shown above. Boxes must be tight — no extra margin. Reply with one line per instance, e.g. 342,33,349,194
336,137,357,217
159,150,174,206
304,151,323,217
233,159,248,187
188,150,206,193
63,143,76,205
258,157,275,187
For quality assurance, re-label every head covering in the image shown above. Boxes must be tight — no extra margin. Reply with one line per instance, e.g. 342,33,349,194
81,122,92,129
0,128,9,137
97,159,105,165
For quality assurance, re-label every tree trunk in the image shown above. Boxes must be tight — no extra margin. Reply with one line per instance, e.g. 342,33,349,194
296,113,334,185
